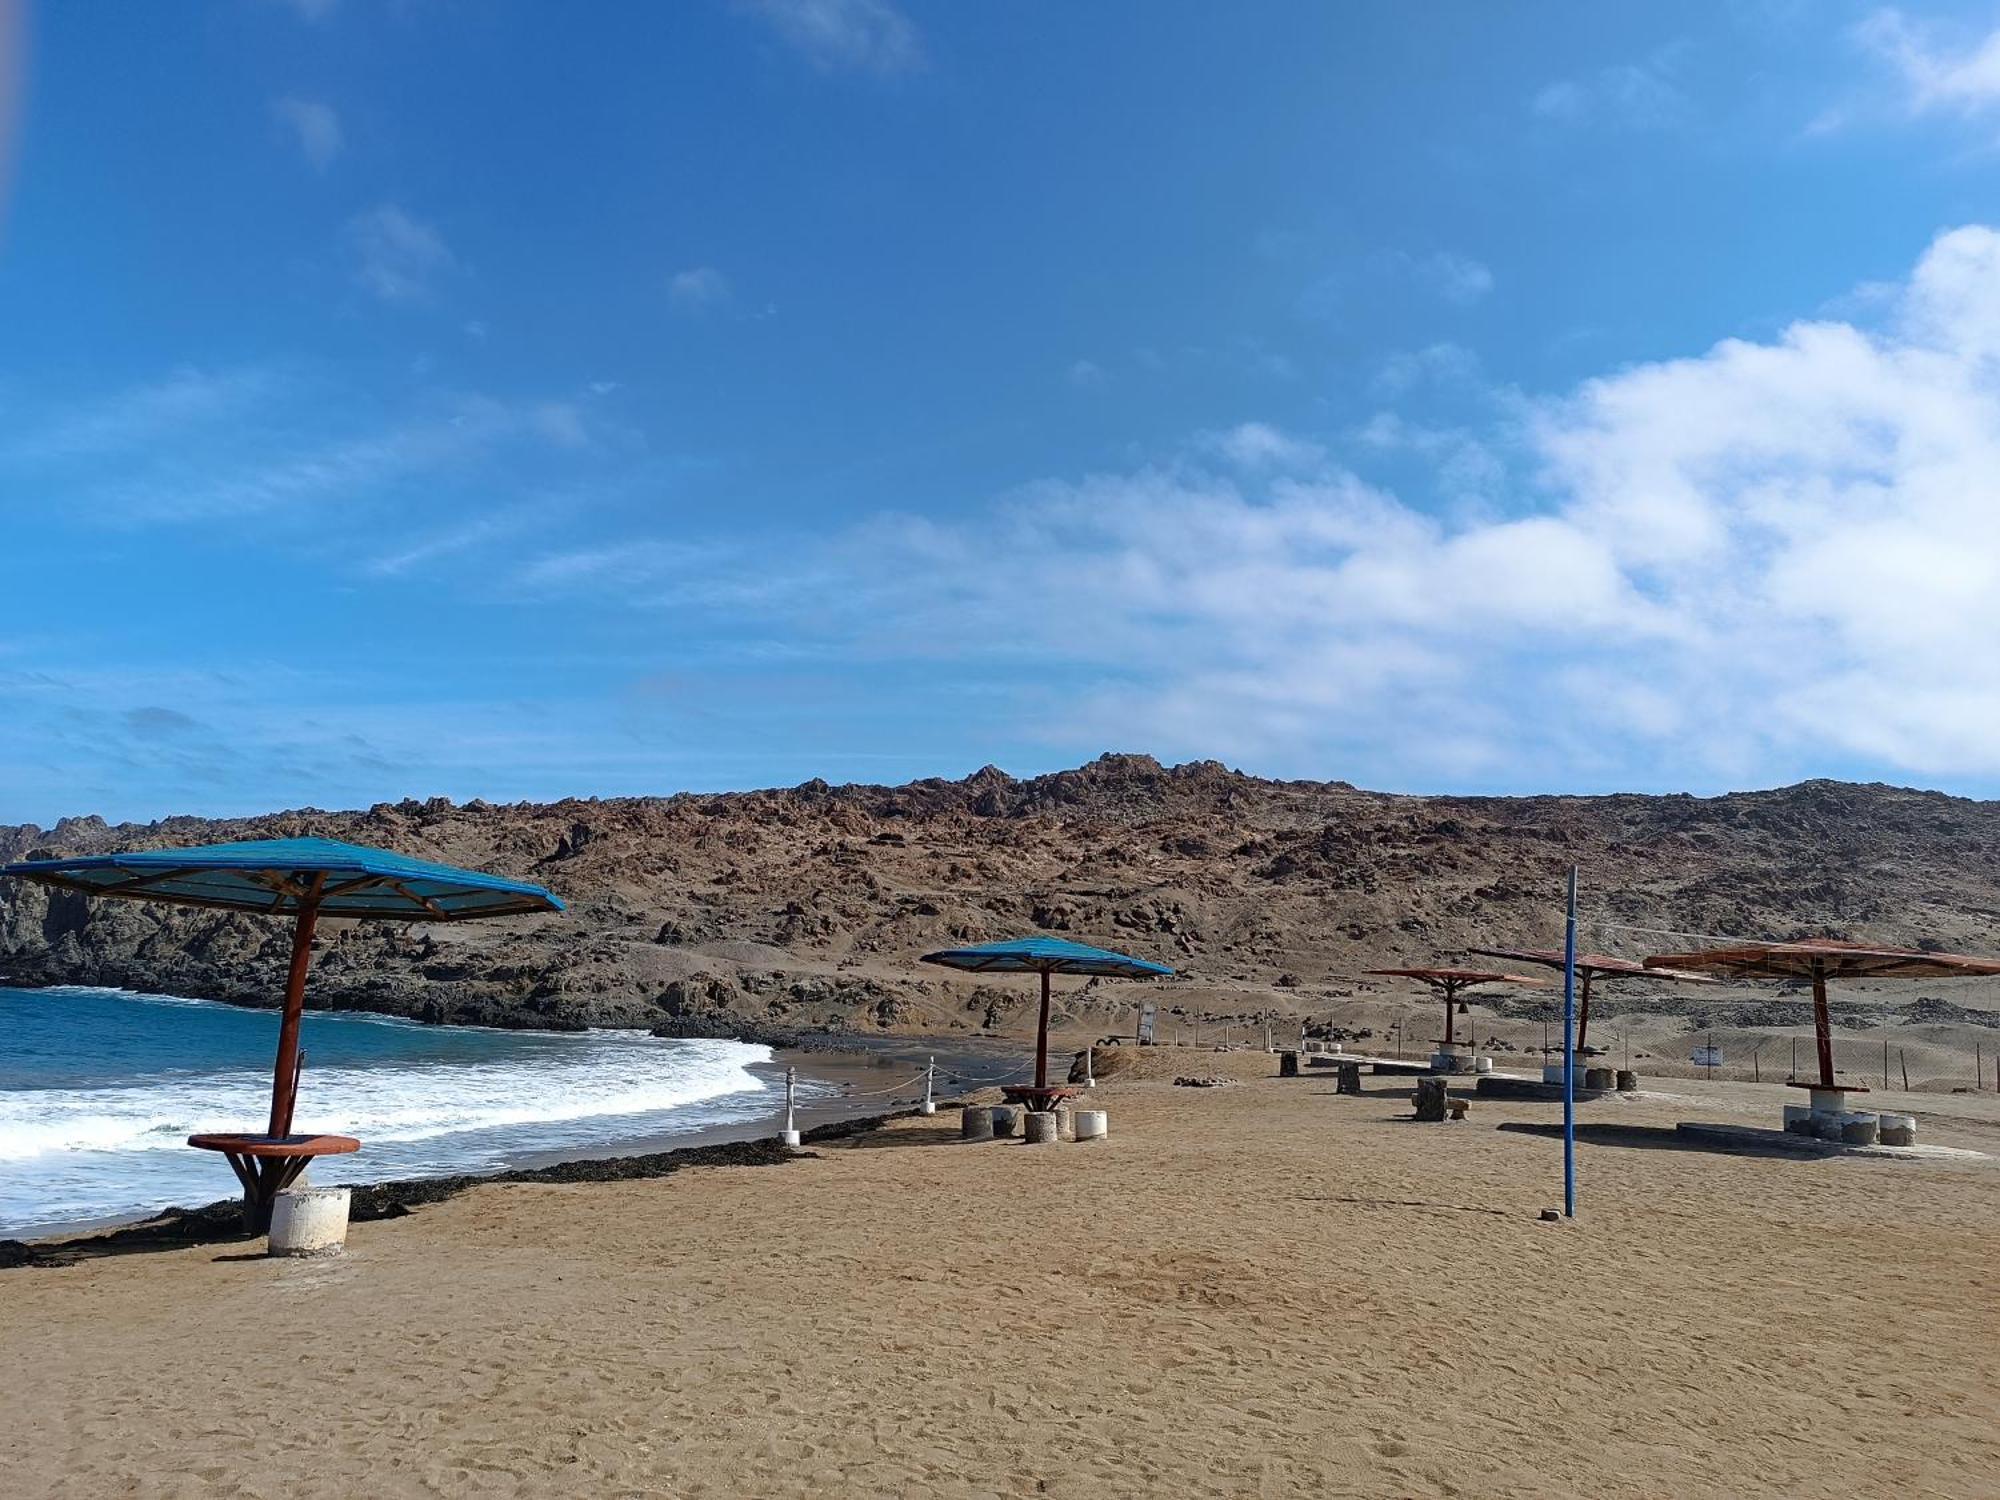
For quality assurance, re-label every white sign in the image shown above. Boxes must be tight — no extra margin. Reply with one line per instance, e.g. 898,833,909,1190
1137,1001,1158,1045
1690,1045,1723,1067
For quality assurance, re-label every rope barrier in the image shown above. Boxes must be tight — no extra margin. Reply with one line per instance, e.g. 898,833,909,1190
945,1061,1035,1085
825,1068,935,1099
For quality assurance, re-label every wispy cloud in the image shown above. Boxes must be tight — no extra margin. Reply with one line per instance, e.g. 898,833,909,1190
1855,9,2000,117
1408,251,1493,306
1305,251,1492,317
346,204,455,305
1533,45,1690,130
668,265,730,313
0,371,623,528
273,96,342,171
1199,422,1325,473
737,0,924,75
1371,342,1482,398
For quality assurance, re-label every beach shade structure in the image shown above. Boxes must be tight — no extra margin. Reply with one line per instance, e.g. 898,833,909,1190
920,936,1173,1110
0,837,563,1229
1468,947,1716,1056
1643,940,2000,1104
1364,967,1550,1073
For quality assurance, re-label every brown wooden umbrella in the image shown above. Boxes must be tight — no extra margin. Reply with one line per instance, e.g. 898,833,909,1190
1365,967,1550,1050
1643,940,2000,1094
1468,947,1715,1055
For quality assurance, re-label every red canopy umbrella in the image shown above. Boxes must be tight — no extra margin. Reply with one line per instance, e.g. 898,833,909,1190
1469,946,1715,1055
1643,939,2000,1097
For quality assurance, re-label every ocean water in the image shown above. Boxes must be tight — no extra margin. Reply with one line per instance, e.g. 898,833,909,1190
0,986,783,1234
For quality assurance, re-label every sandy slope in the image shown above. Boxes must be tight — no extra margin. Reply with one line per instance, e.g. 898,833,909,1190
3,1047,1997,1499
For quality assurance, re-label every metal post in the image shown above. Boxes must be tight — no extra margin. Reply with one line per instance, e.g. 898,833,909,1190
1563,865,1577,1219
267,900,322,1138
923,1055,936,1115
782,1065,800,1147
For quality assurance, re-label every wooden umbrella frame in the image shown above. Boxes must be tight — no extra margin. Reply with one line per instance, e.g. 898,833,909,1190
1644,940,2000,1095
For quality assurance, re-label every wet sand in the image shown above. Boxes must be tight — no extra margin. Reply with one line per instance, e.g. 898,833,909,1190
3,1043,1997,1498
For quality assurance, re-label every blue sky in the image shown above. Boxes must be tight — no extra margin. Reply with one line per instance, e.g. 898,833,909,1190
6,1,2000,824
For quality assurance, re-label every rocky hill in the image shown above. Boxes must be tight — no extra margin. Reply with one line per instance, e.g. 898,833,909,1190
6,754,2000,1041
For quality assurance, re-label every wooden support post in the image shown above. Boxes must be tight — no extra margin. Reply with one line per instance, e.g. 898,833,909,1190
1901,1049,1909,1092
266,898,322,1138
1810,965,1835,1090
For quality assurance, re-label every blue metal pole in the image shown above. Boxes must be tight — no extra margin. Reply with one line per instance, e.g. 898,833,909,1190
1563,864,1578,1218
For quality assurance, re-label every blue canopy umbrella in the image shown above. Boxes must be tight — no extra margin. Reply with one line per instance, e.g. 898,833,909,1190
920,936,1173,1101
2,836,563,1226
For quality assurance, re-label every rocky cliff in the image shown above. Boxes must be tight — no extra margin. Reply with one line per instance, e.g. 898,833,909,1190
6,754,1999,1037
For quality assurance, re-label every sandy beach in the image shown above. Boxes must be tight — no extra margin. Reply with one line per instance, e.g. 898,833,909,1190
3,1043,1996,1499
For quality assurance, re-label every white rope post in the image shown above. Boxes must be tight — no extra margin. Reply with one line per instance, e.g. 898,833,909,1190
922,1056,936,1115
782,1065,801,1148
1084,1045,1095,1089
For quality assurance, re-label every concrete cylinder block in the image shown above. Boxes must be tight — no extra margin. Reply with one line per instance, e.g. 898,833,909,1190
1877,1112,1916,1146
1840,1112,1880,1147
1583,1067,1616,1091
989,1104,1023,1138
960,1106,995,1142
268,1186,351,1258
1615,1070,1639,1093
1279,1051,1300,1077
1023,1110,1060,1145
1073,1109,1108,1141
1782,1105,1814,1135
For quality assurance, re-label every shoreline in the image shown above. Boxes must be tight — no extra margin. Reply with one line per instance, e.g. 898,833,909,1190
1,1028,1037,1250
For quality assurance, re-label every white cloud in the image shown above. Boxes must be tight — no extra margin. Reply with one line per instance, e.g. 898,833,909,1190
669,265,730,313
1533,47,1689,129
1067,359,1106,389
273,96,341,171
535,225,2000,787
1856,9,2000,116
737,0,923,75
346,204,455,305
